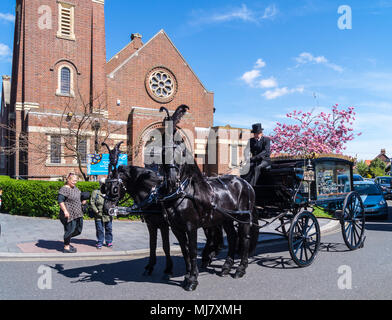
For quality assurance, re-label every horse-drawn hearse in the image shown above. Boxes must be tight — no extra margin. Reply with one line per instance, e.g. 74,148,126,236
103,105,366,291
253,154,365,268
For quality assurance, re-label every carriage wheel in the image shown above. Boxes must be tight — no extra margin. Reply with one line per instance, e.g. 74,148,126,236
341,192,365,251
288,211,321,268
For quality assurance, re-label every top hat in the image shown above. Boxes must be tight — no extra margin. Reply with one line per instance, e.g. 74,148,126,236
251,123,264,134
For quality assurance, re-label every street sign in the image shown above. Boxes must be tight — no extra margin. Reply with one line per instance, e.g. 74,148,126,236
87,154,128,176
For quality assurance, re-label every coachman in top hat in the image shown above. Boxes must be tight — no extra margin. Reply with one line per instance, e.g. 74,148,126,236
242,123,272,186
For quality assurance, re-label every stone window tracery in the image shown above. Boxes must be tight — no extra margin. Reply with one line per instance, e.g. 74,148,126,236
145,67,178,103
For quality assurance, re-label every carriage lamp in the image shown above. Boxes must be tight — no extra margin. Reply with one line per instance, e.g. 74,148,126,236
307,159,314,171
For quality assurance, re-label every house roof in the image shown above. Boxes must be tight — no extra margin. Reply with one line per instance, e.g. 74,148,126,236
107,29,212,93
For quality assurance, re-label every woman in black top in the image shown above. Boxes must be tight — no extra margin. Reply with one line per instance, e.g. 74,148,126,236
58,173,85,253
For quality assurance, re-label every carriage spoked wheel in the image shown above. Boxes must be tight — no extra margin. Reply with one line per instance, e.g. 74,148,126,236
341,191,366,251
288,211,321,268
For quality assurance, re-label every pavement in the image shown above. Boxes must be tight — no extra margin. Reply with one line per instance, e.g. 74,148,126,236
0,212,340,260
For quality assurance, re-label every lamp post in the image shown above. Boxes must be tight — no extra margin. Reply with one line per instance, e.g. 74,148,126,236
91,120,101,182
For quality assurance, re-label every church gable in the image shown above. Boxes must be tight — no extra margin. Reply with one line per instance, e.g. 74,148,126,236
106,29,214,128
106,33,143,75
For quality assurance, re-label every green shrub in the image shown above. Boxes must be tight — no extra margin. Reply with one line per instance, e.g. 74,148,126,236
0,179,63,218
0,178,138,220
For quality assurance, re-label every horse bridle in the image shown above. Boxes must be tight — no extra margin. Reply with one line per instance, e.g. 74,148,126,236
104,178,127,203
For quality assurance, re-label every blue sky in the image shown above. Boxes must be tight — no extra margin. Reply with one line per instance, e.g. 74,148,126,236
1,0,392,160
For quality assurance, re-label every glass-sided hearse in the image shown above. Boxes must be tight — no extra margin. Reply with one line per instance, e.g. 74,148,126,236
254,154,366,267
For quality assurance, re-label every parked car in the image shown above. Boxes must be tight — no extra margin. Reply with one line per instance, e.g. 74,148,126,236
353,174,364,182
354,181,388,220
374,176,392,200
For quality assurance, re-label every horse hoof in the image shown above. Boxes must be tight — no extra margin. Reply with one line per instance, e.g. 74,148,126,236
234,270,246,279
220,269,230,277
200,261,211,271
184,281,199,292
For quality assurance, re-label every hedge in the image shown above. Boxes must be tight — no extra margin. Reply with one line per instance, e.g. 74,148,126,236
0,177,135,220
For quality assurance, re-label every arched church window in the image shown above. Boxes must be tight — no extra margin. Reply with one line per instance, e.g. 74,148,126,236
60,67,71,95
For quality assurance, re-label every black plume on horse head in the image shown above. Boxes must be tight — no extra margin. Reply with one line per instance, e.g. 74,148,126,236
101,141,124,176
160,105,190,128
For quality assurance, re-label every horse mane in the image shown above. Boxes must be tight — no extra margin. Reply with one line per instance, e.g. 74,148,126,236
180,153,210,188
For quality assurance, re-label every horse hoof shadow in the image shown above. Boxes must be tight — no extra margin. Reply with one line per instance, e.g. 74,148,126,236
142,269,153,277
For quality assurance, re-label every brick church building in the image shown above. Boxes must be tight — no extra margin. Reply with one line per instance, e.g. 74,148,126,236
0,0,250,180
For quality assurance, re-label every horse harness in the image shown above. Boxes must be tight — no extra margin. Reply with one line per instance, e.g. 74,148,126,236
107,173,255,227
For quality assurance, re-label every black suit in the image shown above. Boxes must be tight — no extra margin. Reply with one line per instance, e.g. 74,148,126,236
250,136,271,162
242,136,271,186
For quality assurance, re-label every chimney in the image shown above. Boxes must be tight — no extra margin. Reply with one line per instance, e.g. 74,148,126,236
131,33,143,50
381,149,386,155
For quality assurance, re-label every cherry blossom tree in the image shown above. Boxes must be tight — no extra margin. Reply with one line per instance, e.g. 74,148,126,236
270,105,361,156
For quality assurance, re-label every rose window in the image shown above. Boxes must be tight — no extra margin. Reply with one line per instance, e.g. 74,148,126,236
145,67,177,103
149,71,174,98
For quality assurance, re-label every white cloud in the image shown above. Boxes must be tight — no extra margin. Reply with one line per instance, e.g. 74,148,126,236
263,86,304,100
241,58,268,87
0,43,11,58
295,52,344,72
262,4,278,20
259,77,278,88
207,4,257,23
0,13,15,23
241,69,261,87
190,4,279,26
254,58,266,69
241,59,304,98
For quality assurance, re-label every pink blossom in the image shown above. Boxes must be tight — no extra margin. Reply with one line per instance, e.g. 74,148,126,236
270,105,361,156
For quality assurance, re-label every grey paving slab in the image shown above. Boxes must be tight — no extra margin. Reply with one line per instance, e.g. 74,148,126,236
0,213,335,255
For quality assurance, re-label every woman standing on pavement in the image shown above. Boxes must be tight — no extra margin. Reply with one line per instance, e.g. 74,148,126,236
58,173,85,254
91,178,113,250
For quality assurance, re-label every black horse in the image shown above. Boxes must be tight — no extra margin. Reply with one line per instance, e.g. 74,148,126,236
104,165,224,278
158,105,259,291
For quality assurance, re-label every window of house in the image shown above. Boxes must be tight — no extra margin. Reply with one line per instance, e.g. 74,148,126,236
230,144,240,168
77,138,88,165
50,136,62,164
57,2,75,40
60,67,71,95
0,138,5,169
0,155,5,169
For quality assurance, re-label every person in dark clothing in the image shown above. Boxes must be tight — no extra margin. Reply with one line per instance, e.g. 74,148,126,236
91,178,113,249
58,173,86,253
242,123,271,186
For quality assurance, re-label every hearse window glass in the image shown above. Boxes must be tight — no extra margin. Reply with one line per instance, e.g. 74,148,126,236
316,161,351,197
378,177,391,185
